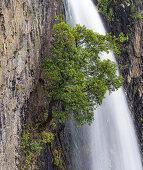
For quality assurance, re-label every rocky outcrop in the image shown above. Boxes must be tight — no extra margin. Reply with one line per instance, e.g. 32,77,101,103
112,3,143,160
95,0,143,160
0,0,63,169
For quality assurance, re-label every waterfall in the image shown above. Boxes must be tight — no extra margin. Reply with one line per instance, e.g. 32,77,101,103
64,0,143,170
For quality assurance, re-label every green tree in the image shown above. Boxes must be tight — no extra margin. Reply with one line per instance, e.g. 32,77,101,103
43,22,124,126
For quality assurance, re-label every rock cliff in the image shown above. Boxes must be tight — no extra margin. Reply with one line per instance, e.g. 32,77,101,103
0,0,63,169
94,0,143,160
1,0,143,169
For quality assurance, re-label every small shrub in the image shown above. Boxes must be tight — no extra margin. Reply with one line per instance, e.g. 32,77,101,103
41,131,54,144
49,120,57,130
55,15,59,21
16,85,21,91
30,141,43,152
21,132,30,151
53,148,63,167
135,13,143,20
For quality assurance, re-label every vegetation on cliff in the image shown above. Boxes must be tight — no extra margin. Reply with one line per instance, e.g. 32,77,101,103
43,22,125,126
96,0,142,22
20,21,127,169
21,120,63,169
97,0,131,21
96,0,143,159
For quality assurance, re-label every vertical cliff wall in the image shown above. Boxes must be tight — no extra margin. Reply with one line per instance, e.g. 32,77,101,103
0,0,62,169
94,0,143,160
1,0,142,169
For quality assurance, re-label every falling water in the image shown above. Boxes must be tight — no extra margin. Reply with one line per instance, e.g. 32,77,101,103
64,0,143,170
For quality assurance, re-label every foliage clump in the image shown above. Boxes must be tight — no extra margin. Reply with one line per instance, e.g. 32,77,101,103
21,123,55,169
43,22,124,126
53,148,63,168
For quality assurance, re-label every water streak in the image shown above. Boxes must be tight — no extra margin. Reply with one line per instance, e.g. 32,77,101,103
64,0,143,169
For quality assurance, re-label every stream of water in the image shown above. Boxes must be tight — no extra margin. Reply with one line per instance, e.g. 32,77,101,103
64,0,143,169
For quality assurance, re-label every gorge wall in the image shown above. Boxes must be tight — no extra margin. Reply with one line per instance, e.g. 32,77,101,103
0,0,143,169
0,0,63,169
94,0,143,160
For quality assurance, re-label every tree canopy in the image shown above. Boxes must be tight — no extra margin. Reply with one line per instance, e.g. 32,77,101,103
43,22,124,126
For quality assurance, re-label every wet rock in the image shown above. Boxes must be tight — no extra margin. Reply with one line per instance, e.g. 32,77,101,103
103,0,143,161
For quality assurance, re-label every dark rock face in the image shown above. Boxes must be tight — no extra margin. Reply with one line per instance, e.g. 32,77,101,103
100,1,143,161
109,4,130,35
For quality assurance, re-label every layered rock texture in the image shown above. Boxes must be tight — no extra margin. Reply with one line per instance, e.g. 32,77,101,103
0,0,62,169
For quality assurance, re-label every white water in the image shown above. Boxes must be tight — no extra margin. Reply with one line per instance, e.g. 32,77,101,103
64,0,143,170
